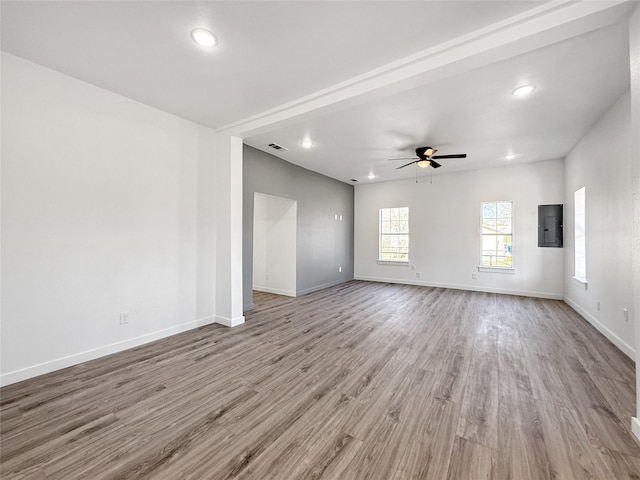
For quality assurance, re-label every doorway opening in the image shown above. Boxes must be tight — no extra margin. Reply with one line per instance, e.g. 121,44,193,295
252,192,297,297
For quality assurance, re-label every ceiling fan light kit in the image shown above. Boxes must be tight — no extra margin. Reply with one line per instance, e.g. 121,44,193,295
389,146,467,170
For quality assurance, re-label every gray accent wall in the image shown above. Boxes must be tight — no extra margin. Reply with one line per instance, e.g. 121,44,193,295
243,145,354,311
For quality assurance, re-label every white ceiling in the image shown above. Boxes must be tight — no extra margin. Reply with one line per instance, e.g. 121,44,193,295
246,21,630,183
1,1,634,184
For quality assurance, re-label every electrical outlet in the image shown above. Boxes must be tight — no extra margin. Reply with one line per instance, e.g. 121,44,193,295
120,311,129,325
472,273,477,279
266,273,269,280
339,215,343,221
416,272,421,279
597,301,600,311
411,265,415,271
334,214,338,220
338,266,342,273
624,308,629,322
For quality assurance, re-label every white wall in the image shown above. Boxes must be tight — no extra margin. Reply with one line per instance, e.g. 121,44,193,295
564,92,634,358
628,3,640,436
1,53,218,385
243,146,354,310
355,159,565,299
253,193,297,297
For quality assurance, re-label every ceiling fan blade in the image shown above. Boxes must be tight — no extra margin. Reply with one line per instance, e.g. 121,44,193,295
431,154,467,159
396,160,418,169
430,160,442,169
388,157,418,161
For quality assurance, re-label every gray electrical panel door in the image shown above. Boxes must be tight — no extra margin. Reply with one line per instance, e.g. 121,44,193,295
538,204,563,247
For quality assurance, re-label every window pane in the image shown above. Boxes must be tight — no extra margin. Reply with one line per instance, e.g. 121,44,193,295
496,219,511,234
482,236,497,251
481,201,513,268
497,202,512,218
482,203,496,218
379,207,409,261
482,219,497,234
574,187,586,279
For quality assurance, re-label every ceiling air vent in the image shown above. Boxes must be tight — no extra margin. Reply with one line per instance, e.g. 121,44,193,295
350,178,359,182
268,143,288,151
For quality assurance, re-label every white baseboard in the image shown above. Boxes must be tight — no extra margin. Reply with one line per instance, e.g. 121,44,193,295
0,315,217,387
297,278,352,296
563,296,635,359
215,314,245,327
354,276,563,300
253,285,296,297
632,418,640,442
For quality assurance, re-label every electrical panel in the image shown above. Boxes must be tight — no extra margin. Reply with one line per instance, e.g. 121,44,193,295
538,204,563,248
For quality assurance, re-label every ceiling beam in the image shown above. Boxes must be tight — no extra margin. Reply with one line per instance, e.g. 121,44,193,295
218,0,633,139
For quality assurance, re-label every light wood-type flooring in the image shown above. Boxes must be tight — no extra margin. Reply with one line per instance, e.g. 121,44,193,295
1,281,639,479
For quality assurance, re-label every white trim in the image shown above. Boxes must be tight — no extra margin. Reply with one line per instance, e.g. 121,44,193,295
377,260,410,266
572,276,588,289
563,296,634,359
480,200,514,271
632,418,640,442
297,278,351,296
478,266,516,274
0,315,217,387
379,206,410,264
354,276,563,300
215,314,245,328
253,285,297,297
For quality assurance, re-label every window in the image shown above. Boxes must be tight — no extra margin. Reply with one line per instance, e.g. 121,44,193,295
379,207,409,262
574,187,586,282
481,201,513,268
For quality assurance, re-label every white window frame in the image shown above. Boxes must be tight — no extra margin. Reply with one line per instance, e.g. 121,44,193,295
573,187,587,288
479,201,515,273
378,207,409,264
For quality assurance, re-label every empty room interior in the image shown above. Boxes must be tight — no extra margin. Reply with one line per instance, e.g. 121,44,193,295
2,1,640,479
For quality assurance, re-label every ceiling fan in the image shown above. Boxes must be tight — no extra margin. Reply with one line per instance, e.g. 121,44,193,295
389,146,467,169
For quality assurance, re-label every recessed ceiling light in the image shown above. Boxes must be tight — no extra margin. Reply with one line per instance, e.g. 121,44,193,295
301,139,314,149
512,85,535,96
368,173,375,179
191,28,218,47
505,154,516,160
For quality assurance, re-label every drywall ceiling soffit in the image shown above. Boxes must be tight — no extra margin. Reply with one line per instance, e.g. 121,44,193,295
238,1,634,183
0,0,545,129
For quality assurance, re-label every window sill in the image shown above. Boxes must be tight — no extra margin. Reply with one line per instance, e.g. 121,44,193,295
572,276,588,289
477,266,515,274
377,260,409,266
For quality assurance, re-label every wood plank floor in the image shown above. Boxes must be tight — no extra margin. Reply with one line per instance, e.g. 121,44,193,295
1,281,639,479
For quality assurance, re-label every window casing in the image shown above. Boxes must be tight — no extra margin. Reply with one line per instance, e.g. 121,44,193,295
379,207,409,262
481,201,513,268
574,187,586,282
